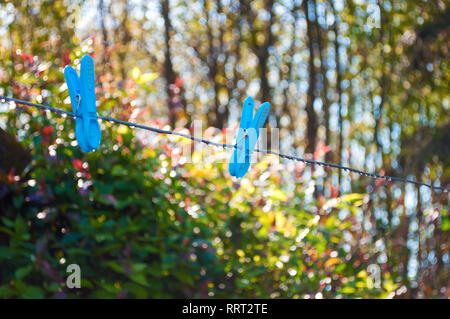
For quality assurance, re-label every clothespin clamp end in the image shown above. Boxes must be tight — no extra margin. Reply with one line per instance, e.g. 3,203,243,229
229,97,270,178
64,54,101,153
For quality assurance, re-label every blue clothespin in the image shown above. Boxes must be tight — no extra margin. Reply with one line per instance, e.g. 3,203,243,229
64,55,101,153
229,97,270,178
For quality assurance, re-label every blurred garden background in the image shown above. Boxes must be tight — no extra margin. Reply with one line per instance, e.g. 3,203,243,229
0,0,449,298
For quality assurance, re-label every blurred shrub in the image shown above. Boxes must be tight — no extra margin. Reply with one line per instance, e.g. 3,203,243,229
0,109,400,298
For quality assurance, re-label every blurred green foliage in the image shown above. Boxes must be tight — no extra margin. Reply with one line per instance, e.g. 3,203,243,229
0,105,401,298
0,0,448,299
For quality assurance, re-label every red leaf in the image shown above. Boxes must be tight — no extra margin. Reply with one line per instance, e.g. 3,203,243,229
174,77,184,88
63,50,71,66
7,168,16,184
313,141,330,160
182,238,190,246
71,159,83,171
330,184,340,198
375,169,386,187
42,126,53,136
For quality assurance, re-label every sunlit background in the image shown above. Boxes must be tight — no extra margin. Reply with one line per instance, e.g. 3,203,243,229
0,0,448,298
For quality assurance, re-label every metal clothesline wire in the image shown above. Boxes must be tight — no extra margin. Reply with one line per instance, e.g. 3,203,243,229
1,96,448,193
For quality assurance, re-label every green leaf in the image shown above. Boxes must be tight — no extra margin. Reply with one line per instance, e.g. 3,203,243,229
15,265,33,279
106,261,126,274
129,272,149,287
173,269,194,286
22,286,45,299
441,217,450,231
340,286,356,294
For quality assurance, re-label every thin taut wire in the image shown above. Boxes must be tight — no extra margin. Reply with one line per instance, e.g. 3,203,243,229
1,96,449,192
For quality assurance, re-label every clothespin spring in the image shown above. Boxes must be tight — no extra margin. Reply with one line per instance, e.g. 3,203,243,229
75,94,81,115
235,129,248,147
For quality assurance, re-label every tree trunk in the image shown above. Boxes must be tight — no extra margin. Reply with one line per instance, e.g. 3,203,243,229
282,5,299,136
259,0,274,106
313,0,331,162
303,0,318,154
161,0,177,128
331,1,342,182
214,0,228,129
